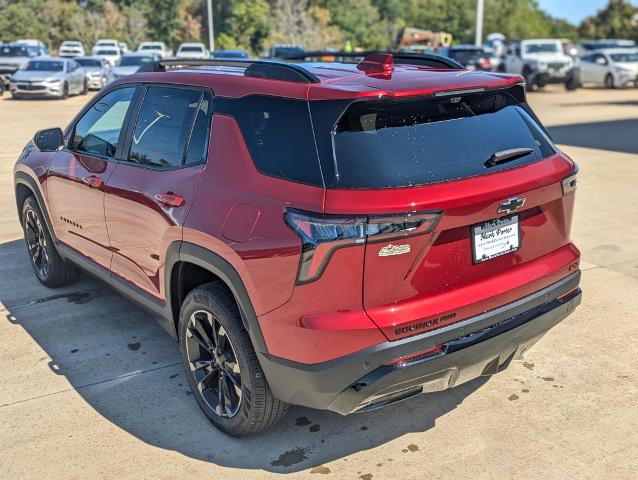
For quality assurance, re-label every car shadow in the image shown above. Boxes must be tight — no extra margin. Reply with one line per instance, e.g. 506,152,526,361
548,118,638,154
1,238,487,473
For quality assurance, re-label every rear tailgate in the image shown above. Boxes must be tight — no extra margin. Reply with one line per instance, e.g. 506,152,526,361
320,88,579,340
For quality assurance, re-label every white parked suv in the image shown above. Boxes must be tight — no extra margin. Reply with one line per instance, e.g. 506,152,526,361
578,49,638,89
59,41,85,58
137,42,172,59
92,39,120,54
504,39,578,91
176,42,209,59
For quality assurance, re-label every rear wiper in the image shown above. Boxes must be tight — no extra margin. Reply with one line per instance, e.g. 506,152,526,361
485,148,534,168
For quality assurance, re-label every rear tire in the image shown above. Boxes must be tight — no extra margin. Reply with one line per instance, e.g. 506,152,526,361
21,196,80,287
179,282,288,437
523,68,535,92
604,73,615,89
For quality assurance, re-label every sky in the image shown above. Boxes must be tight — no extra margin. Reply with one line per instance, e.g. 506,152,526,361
537,0,638,24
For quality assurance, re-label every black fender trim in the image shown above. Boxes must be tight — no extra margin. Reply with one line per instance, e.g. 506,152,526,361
14,171,58,244
173,242,270,355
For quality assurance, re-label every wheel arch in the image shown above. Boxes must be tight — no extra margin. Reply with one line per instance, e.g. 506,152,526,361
14,172,57,243
166,241,269,355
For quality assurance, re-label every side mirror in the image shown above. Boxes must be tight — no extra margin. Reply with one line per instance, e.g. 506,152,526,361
33,128,64,152
595,57,607,65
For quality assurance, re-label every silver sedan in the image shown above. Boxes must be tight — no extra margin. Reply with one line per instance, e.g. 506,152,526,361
9,57,87,99
74,56,114,90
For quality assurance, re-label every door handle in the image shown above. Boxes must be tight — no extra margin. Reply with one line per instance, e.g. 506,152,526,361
154,192,185,208
82,175,104,188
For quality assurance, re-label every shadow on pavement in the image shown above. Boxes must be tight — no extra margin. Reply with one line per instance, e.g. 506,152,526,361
1,238,486,473
548,118,638,154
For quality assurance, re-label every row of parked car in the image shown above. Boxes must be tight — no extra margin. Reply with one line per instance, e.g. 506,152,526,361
0,38,254,99
437,38,638,91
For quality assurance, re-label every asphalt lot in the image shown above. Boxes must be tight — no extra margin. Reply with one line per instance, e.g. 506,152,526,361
1,86,637,479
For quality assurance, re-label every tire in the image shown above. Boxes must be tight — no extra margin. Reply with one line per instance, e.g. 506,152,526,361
179,282,288,437
11,92,22,100
21,196,81,287
604,74,615,89
565,72,580,91
523,68,535,92
81,79,88,95
61,82,69,99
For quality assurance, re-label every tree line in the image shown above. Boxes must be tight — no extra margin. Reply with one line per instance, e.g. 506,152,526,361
0,0,636,54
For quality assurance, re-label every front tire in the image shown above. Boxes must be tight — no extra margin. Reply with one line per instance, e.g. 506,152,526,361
179,283,288,436
81,79,88,95
61,82,69,99
604,73,615,89
22,196,80,287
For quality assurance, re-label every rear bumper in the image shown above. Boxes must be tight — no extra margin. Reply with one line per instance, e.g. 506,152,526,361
259,271,581,414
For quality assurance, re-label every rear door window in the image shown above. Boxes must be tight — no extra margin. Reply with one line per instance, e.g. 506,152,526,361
324,89,556,189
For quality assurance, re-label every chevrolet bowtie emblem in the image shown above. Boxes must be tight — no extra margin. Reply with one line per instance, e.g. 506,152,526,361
498,197,526,215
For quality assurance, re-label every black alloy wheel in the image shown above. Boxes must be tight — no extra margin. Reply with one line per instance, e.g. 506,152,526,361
24,208,49,279
185,309,243,418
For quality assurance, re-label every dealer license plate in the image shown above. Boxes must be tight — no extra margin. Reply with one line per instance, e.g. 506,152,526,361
472,215,520,263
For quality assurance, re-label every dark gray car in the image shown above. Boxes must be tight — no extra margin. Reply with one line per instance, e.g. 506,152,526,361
0,44,46,91
10,58,87,99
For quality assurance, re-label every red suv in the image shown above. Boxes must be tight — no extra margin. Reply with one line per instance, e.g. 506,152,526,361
14,54,582,436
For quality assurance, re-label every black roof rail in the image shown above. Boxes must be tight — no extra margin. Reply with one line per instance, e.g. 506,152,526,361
281,51,464,70
136,58,320,83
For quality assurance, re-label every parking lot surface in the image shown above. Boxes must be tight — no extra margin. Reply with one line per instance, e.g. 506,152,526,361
1,88,637,479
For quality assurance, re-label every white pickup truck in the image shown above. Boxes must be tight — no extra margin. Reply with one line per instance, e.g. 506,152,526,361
503,39,579,91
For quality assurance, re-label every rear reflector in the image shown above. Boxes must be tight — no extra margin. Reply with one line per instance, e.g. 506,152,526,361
384,344,444,367
285,209,442,284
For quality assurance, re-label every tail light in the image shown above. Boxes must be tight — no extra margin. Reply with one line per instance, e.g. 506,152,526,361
479,57,492,69
285,209,442,284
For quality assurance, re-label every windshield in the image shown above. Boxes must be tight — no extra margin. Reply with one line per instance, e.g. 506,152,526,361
325,90,556,188
272,46,304,58
525,43,559,54
141,45,161,50
76,59,101,67
213,50,248,58
610,52,638,63
26,61,64,72
0,45,30,57
449,49,484,63
119,56,153,66
180,46,203,52
96,50,118,56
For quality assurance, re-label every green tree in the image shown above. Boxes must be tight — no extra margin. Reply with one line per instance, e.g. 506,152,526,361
579,0,638,41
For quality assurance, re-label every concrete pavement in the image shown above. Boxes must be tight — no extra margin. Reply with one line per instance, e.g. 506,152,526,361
1,87,637,479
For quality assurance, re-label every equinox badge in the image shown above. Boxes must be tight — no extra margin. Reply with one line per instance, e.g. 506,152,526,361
379,244,411,257
498,197,526,215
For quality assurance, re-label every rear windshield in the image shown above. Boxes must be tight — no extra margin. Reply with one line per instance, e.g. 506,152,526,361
181,46,204,52
325,89,555,189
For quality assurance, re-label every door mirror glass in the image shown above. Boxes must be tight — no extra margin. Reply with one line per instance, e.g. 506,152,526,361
33,128,64,152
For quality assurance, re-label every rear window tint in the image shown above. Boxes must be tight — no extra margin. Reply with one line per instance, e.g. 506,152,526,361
323,91,555,189
215,95,323,187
